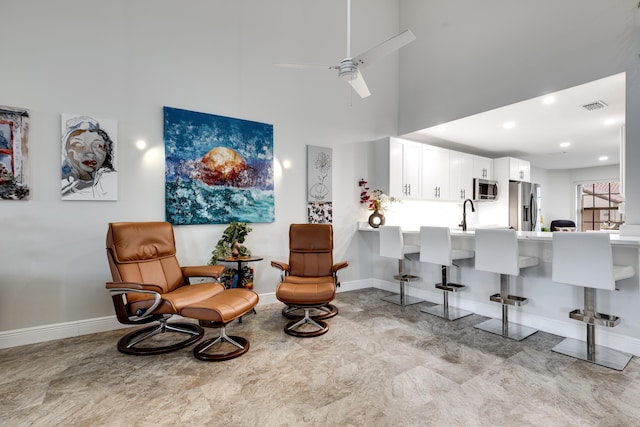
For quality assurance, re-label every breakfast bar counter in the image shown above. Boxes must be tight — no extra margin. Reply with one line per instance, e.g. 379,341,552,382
358,223,640,356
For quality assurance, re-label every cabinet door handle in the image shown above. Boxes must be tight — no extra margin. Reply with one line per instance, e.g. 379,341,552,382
408,184,411,195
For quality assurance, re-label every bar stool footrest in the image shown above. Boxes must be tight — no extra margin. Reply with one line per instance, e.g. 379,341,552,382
393,274,420,282
490,293,528,306
436,283,465,292
568,309,620,327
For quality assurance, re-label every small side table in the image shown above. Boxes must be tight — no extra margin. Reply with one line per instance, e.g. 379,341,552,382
220,256,264,288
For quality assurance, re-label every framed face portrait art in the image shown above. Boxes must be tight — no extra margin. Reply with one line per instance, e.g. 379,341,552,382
61,114,118,201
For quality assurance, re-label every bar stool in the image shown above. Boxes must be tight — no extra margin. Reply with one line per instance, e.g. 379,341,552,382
551,232,634,370
379,225,423,306
419,226,474,320
474,229,539,340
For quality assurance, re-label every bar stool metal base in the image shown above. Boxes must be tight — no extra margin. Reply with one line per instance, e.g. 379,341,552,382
552,337,631,371
381,293,424,306
474,318,538,341
421,304,472,321
381,260,423,306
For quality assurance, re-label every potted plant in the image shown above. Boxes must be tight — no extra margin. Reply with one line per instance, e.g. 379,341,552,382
209,221,252,265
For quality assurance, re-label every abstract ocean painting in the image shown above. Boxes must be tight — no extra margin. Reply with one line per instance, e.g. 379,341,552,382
164,107,274,225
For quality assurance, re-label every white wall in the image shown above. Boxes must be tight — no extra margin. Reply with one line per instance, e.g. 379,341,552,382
0,0,402,332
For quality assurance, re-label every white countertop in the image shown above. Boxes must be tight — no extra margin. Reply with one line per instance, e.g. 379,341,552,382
358,222,640,247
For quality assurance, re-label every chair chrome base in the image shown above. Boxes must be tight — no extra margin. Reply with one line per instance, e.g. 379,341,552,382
284,307,329,337
552,338,631,371
281,303,338,320
474,318,538,341
421,304,473,321
117,321,204,355
193,326,249,361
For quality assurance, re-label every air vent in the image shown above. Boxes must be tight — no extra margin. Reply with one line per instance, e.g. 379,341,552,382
582,100,608,111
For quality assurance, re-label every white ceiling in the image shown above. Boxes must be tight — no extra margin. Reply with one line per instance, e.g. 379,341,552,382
402,73,625,170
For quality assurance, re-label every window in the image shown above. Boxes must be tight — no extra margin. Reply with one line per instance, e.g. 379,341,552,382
579,181,623,231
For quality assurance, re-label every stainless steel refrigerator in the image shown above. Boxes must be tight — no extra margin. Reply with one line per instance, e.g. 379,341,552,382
509,181,540,231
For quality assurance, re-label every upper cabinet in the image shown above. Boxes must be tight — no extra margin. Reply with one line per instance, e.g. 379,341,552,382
472,155,493,180
449,151,473,201
389,137,422,199
493,156,531,183
421,144,449,200
381,138,501,201
508,157,531,182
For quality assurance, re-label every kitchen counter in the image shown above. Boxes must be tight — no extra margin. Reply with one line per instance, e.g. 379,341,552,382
358,222,640,247
358,221,640,355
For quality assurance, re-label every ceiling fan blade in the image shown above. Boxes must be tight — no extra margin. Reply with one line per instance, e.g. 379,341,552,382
345,70,371,98
352,29,416,68
274,63,336,70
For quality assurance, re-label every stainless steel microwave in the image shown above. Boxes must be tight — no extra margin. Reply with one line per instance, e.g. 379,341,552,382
473,178,499,200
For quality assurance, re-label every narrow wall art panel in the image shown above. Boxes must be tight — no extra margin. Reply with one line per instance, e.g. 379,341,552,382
164,107,274,225
306,145,332,223
61,114,118,201
0,106,30,200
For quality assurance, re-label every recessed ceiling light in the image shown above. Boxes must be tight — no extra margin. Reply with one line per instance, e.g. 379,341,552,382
559,141,571,148
604,118,616,125
282,160,292,169
543,96,556,105
598,156,609,161
502,121,516,129
135,140,147,150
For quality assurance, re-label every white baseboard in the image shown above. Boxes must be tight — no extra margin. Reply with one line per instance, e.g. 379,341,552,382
3,280,640,357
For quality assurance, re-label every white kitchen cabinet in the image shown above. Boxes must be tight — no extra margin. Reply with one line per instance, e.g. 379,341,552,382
389,137,422,199
473,155,493,179
421,144,449,200
449,151,473,201
508,157,530,182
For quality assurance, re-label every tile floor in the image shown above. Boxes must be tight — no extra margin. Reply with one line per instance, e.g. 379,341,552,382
2,288,639,426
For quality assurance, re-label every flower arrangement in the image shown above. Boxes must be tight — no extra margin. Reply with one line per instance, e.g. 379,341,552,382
358,178,399,211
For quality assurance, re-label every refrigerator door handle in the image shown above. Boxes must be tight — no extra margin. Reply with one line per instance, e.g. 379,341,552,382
530,193,537,229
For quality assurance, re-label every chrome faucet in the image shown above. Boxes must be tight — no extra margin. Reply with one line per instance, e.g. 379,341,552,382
459,198,475,231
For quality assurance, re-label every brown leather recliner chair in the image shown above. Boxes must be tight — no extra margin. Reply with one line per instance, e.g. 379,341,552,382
271,224,348,337
106,221,259,360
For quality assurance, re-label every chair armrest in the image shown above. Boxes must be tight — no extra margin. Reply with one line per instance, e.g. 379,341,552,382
270,261,290,272
105,283,163,321
106,281,164,294
332,261,349,273
181,265,225,278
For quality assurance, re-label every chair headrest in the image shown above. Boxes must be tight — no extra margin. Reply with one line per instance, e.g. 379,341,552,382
289,223,333,252
107,221,176,263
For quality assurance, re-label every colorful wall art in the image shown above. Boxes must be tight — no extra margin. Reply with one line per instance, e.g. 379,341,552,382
0,105,30,200
61,114,118,201
164,107,274,225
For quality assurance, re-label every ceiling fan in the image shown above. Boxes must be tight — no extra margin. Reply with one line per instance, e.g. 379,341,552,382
276,0,416,98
